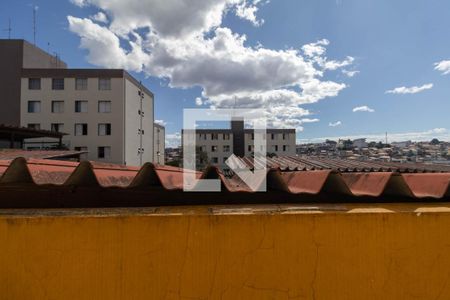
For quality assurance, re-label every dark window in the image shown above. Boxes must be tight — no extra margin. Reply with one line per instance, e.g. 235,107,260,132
98,123,111,136
74,123,88,136
28,78,41,90
211,145,218,152
271,133,275,140
98,146,111,159
98,78,111,90
52,78,64,90
75,101,88,113
211,157,218,164
211,133,219,140
51,123,64,133
51,101,64,113
27,123,40,130
98,101,112,113
27,101,41,113
75,78,88,90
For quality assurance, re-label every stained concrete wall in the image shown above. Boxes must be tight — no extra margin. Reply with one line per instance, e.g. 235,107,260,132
1,204,450,299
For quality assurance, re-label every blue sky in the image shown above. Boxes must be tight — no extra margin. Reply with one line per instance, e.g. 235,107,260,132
2,0,450,146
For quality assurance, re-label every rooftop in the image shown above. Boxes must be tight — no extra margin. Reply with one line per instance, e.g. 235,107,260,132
0,157,448,208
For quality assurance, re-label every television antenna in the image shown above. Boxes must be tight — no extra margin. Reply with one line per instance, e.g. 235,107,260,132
3,19,12,39
33,6,37,45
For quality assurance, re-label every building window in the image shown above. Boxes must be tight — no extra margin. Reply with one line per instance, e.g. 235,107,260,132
283,145,289,152
223,145,230,152
98,78,111,90
251,133,254,140
272,145,279,152
52,78,64,90
28,78,41,90
27,101,41,113
51,101,64,113
51,123,64,133
98,123,111,136
211,145,218,152
211,157,218,164
248,145,253,152
74,123,88,136
198,133,207,140
75,101,88,113
27,123,40,130
282,133,287,140
223,157,228,163
74,146,88,151
98,101,112,113
223,133,230,140
271,133,275,140
211,133,219,140
98,146,111,159
75,78,88,90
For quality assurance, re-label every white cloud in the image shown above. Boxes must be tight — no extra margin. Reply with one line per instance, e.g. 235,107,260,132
90,12,108,23
166,132,181,148
329,121,342,127
342,69,359,77
352,106,374,113
298,128,450,144
235,0,265,26
385,83,433,94
68,0,353,129
195,97,204,106
155,119,167,126
434,60,450,75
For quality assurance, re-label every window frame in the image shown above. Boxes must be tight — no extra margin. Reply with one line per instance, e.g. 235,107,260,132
27,101,41,113
52,78,65,90
74,123,88,136
75,100,88,113
98,78,111,90
98,101,112,113
28,78,41,90
51,100,64,113
75,78,88,90
98,123,112,136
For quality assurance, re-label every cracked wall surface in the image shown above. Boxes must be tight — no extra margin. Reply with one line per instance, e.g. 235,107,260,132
1,204,450,299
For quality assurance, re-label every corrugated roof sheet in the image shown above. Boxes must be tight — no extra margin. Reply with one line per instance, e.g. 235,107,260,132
0,157,449,208
0,149,87,160
235,156,450,173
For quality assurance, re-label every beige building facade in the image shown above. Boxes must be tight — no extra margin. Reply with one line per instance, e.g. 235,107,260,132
20,69,155,166
153,123,165,165
186,120,296,168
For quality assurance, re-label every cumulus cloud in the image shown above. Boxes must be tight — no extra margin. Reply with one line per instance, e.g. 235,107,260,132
434,60,450,75
352,106,374,113
155,119,167,126
298,128,450,144
385,83,433,94
166,132,181,148
235,0,265,26
68,0,353,129
90,12,108,23
329,121,342,127
342,69,359,77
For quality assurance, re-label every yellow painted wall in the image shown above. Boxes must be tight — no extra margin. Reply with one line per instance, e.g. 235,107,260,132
1,204,450,299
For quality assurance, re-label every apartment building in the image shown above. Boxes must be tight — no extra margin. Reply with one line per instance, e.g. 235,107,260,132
154,123,165,165
184,119,296,168
1,39,163,166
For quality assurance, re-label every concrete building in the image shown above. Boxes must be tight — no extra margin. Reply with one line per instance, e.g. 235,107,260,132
154,123,165,165
0,39,161,166
184,119,296,168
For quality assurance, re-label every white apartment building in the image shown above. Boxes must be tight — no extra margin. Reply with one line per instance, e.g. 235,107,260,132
20,69,155,166
154,123,165,165
185,119,296,168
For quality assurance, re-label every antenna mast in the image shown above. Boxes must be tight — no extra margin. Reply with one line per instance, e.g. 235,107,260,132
33,6,37,45
3,18,11,39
